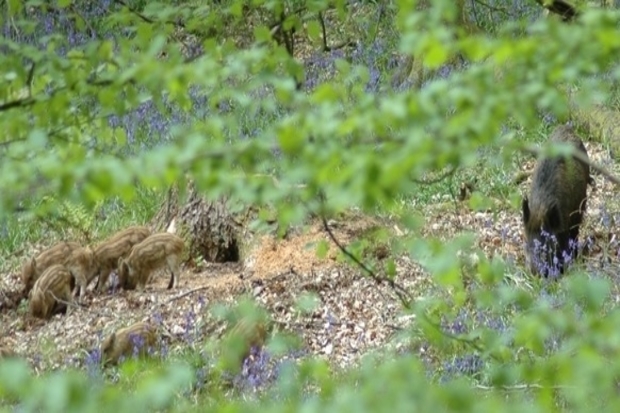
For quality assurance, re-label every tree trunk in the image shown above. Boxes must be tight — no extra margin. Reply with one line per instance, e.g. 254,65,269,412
391,0,476,90
572,104,620,159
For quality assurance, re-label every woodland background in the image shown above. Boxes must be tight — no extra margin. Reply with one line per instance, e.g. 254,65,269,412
2,0,620,412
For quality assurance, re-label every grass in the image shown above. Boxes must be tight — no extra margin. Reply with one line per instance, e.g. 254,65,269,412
0,186,163,264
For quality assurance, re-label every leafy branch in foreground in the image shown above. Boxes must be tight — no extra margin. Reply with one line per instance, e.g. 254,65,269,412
318,213,413,309
3,1,620,412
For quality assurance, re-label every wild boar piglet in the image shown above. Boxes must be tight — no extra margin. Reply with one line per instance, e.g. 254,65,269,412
65,246,99,302
101,321,158,365
94,226,151,292
21,241,80,294
28,264,75,320
118,233,184,291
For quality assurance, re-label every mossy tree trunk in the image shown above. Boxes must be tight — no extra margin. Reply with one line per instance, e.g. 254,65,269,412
572,103,620,159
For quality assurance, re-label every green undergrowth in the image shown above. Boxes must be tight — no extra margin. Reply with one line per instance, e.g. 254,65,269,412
0,188,159,252
5,269,620,412
0,186,163,274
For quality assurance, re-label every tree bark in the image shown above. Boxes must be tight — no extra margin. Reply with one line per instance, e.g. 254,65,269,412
151,181,255,264
572,104,620,159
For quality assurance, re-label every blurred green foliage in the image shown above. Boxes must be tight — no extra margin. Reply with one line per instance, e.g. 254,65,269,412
2,0,620,411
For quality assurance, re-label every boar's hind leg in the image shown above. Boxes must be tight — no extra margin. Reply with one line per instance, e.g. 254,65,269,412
166,257,179,289
167,269,175,289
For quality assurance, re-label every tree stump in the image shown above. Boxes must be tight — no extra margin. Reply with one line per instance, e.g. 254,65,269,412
151,181,255,265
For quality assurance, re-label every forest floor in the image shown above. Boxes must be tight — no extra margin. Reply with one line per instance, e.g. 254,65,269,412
1,140,620,375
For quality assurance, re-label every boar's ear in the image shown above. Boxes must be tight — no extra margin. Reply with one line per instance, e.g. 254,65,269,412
30,257,37,272
521,198,530,224
545,203,562,231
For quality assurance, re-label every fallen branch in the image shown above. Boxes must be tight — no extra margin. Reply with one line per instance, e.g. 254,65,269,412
51,294,112,318
317,212,413,309
162,285,211,305
522,143,620,186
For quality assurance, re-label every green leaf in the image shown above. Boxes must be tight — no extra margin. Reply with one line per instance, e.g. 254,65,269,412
296,292,321,314
467,192,495,211
0,358,32,397
147,35,167,57
98,88,117,108
385,258,397,278
27,129,47,149
254,26,272,43
230,1,244,17
306,20,322,42
423,37,449,68
315,240,329,259
277,121,304,154
565,274,610,313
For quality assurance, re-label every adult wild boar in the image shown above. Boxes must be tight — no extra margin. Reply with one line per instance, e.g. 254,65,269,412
522,124,593,277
